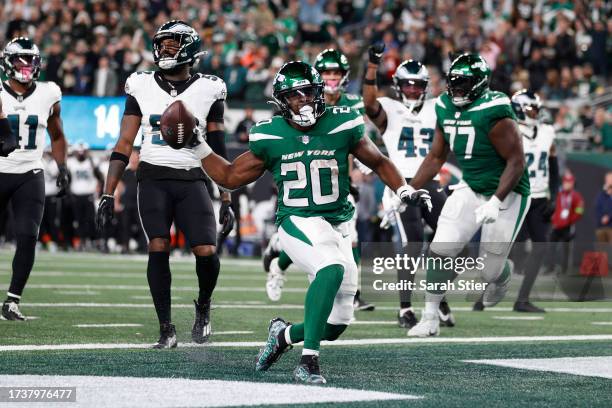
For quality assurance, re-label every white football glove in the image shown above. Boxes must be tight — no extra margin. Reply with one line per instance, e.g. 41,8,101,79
475,195,502,224
382,186,405,213
397,185,433,212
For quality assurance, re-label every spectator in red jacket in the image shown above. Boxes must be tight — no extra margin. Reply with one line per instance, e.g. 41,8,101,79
548,171,584,274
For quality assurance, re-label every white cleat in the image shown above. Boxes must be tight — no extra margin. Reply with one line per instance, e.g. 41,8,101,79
407,310,439,337
482,260,513,307
266,258,286,302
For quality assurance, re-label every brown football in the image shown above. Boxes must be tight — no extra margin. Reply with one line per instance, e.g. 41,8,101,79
160,100,196,149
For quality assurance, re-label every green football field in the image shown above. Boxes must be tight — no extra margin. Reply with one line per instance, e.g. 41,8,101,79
1,250,612,407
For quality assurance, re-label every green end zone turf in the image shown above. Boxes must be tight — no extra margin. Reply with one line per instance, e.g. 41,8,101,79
1,251,612,407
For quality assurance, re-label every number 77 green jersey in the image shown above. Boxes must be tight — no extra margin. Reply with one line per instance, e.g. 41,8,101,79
436,90,530,197
249,106,364,226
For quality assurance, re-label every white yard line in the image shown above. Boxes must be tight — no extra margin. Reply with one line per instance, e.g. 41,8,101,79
0,375,421,407
464,356,612,379
591,322,612,326
0,284,305,293
492,316,545,321
2,335,612,352
74,324,143,328
16,302,612,313
350,320,398,325
375,306,612,313
20,302,304,309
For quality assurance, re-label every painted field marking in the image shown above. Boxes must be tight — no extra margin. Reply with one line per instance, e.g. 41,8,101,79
74,324,143,328
20,302,303,310
464,356,612,379
2,335,612,352
350,320,398,325
215,331,254,335
0,375,421,407
16,302,612,313
1,284,305,293
55,290,100,296
1,270,263,280
376,306,612,313
591,322,612,326
492,316,544,321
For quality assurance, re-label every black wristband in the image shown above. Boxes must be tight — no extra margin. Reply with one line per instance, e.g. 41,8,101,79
207,130,228,159
110,151,129,166
363,78,376,86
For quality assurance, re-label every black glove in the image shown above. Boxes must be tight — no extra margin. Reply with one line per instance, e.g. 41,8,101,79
218,200,235,238
96,194,115,232
398,185,432,212
0,130,17,157
368,43,385,64
56,164,71,198
542,199,555,221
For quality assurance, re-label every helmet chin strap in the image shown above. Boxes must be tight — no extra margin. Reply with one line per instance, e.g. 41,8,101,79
291,105,317,127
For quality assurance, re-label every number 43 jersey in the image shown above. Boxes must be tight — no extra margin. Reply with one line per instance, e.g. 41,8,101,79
249,107,364,226
378,97,437,179
0,81,61,174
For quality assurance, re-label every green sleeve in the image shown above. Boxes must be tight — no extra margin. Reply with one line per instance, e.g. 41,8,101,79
349,122,366,148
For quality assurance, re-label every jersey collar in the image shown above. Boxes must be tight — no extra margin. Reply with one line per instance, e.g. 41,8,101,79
154,72,199,97
2,81,37,102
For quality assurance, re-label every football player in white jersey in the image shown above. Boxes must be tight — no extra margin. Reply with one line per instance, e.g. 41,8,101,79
67,142,103,251
363,44,453,329
0,37,69,321
510,90,557,313
96,21,235,348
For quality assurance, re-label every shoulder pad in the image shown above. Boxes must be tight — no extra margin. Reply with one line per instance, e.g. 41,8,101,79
124,71,153,96
198,74,227,100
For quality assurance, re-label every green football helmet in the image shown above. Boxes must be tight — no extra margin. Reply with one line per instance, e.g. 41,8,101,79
152,20,204,71
447,53,491,107
272,61,325,127
314,49,350,94
1,37,41,83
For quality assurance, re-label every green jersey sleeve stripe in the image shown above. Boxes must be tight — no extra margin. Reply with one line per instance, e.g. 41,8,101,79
328,116,365,134
435,97,446,108
352,102,364,109
249,133,283,142
467,97,511,112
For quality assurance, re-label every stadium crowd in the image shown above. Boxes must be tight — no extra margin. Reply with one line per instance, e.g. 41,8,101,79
0,0,610,253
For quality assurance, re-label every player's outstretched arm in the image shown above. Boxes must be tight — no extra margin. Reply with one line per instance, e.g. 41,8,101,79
363,44,388,133
103,114,140,195
409,126,449,190
201,150,265,191
488,118,526,201
351,136,405,191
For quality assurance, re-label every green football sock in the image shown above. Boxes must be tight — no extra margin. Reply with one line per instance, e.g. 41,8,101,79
300,264,344,351
288,323,347,344
352,246,361,265
277,251,292,271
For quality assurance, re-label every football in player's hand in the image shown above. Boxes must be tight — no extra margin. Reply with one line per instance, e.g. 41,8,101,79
160,100,196,149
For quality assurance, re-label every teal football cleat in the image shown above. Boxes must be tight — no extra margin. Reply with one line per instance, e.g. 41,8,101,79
255,318,292,371
293,355,326,384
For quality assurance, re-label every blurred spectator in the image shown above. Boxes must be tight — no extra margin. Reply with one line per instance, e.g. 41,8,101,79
299,0,327,43
224,55,248,100
234,107,256,144
590,108,612,151
595,172,612,243
549,171,584,274
93,56,118,97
